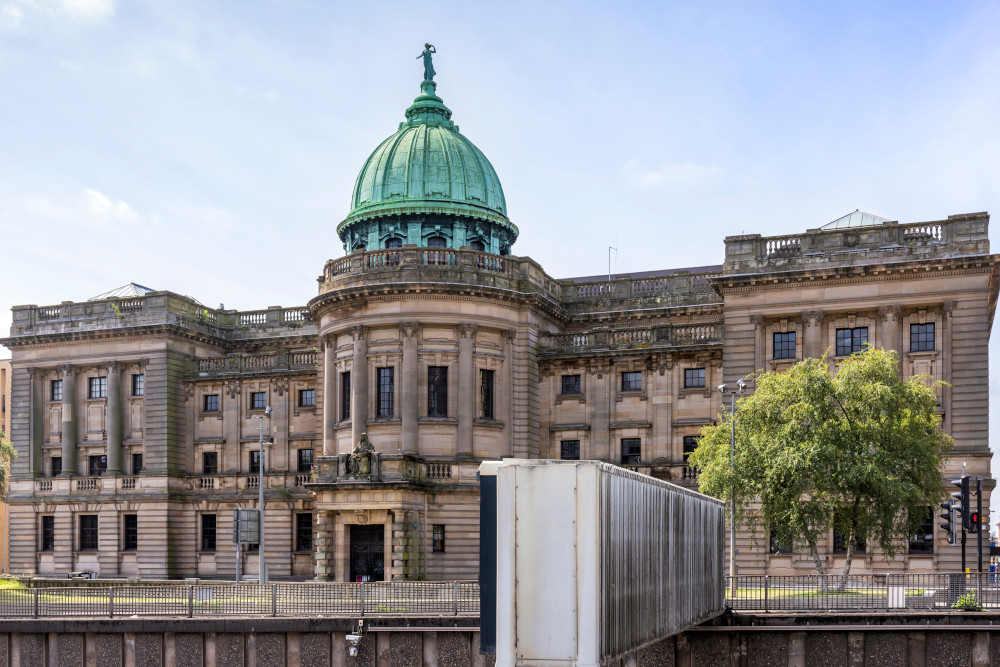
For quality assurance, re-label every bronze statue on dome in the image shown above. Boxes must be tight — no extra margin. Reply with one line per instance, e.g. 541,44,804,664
418,43,436,82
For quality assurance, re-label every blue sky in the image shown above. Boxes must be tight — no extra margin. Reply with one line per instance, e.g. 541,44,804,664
2,1,1000,522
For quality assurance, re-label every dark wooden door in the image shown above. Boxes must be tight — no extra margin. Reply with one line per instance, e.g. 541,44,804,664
350,524,385,582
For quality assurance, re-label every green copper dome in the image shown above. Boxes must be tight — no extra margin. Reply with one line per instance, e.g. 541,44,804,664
337,56,517,255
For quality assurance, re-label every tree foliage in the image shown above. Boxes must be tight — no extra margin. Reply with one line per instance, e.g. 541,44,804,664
0,429,15,500
689,347,951,578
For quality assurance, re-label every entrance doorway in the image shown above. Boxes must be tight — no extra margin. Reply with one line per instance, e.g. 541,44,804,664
350,524,385,582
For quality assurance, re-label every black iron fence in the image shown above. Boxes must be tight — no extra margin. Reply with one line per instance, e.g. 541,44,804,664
0,581,480,618
726,574,1000,612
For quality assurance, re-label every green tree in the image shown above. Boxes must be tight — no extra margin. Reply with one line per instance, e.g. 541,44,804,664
689,347,951,582
0,429,15,500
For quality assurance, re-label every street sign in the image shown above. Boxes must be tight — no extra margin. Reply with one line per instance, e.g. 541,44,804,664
233,508,260,544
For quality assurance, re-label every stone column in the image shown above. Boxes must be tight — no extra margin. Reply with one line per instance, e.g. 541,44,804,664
501,330,515,458
28,368,43,477
106,361,123,475
801,310,825,359
879,305,902,355
400,323,419,455
457,324,478,458
59,365,77,476
322,336,338,457
350,326,368,447
750,315,765,369
943,301,956,435
590,361,611,462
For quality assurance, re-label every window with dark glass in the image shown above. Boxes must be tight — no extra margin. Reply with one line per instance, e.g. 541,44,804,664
204,394,219,412
299,389,315,407
249,451,261,474
432,524,446,552
341,372,351,421
123,514,138,551
297,448,314,473
908,507,935,554
683,436,699,459
684,368,706,388
201,514,217,551
246,542,259,552
51,379,63,402
910,323,935,352
250,392,267,410
470,240,485,252
385,237,403,249
202,451,218,475
620,438,641,465
561,374,581,395
354,243,366,252
427,236,447,248
377,367,394,418
832,514,866,554
296,513,313,551
561,440,580,460
835,327,869,356
131,373,144,397
89,455,107,476
621,371,642,392
88,376,107,399
50,456,62,478
131,453,143,475
428,366,448,417
480,369,495,419
40,515,54,552
773,331,796,360
79,515,98,551
769,529,792,554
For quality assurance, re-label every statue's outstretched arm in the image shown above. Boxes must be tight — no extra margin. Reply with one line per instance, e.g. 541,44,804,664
429,45,436,53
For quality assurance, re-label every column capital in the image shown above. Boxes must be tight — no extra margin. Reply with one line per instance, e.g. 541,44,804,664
500,329,516,342
224,379,242,399
349,325,367,341
457,323,479,339
878,305,902,322
25,366,38,378
750,314,765,328
271,377,289,396
801,310,825,327
943,301,958,316
58,364,74,377
104,360,120,374
399,322,419,338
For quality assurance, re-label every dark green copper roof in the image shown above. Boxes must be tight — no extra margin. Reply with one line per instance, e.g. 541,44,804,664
338,71,515,239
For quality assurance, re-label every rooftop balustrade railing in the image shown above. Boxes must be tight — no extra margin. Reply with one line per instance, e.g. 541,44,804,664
543,324,722,352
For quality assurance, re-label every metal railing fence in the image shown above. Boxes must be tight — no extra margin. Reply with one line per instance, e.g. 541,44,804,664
727,574,1000,612
0,581,480,618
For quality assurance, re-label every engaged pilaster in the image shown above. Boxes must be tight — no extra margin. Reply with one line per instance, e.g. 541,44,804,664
350,326,368,447
801,310,825,359
400,323,419,455
322,336,338,457
28,368,42,477
879,305,902,355
456,324,478,457
106,361,123,475
59,364,77,476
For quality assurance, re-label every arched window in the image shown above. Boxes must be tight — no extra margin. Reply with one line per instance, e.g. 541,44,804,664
354,243,367,252
427,236,447,248
470,240,485,252
385,238,402,249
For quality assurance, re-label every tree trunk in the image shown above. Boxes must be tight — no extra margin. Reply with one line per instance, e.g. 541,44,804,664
809,539,828,591
838,524,856,592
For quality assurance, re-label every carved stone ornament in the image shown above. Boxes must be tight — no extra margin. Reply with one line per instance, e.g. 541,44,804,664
354,509,370,525
349,325,367,341
59,364,74,377
843,230,860,247
500,329,516,342
182,383,195,402
943,301,957,316
224,379,242,399
104,360,119,373
654,354,673,376
271,377,289,397
589,359,611,378
457,323,479,339
399,322,419,338
878,305,902,322
348,433,375,476
801,310,825,328
750,315,765,329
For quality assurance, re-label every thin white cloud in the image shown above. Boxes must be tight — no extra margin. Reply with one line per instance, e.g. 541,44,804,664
0,0,114,29
23,188,153,229
623,159,725,188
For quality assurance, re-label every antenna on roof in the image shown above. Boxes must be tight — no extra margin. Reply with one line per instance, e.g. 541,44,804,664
608,236,618,283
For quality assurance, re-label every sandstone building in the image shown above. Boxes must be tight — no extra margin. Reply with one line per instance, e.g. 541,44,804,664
3,63,997,581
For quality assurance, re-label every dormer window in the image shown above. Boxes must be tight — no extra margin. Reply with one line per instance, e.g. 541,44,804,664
427,236,447,248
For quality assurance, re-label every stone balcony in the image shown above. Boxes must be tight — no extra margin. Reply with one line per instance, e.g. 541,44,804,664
24,472,318,499
189,350,318,379
538,323,722,357
722,213,991,275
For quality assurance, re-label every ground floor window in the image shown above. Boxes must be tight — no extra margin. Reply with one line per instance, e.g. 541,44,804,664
201,514,217,551
40,515,54,551
295,513,313,551
620,438,641,465
123,514,138,551
561,440,580,460
432,524,446,553
909,507,934,554
79,515,98,551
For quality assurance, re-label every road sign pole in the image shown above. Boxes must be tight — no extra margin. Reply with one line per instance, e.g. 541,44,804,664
977,478,983,574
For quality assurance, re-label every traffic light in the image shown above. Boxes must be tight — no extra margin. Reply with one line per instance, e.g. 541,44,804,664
969,510,981,533
951,476,970,531
940,500,958,545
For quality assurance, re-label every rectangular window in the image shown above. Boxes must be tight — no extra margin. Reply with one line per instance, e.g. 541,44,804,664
202,451,218,475
295,513,313,551
50,456,62,478
621,371,642,392
377,367,394,418
203,394,219,412
428,366,448,417
832,514,866,554
297,448,314,473
560,440,580,460
835,327,869,356
298,389,315,407
341,372,351,421
131,374,144,397
480,369,495,420
561,374,581,395
89,455,107,476
50,379,63,402
250,392,267,410
131,453,143,475
123,514,138,551
432,524,446,553
249,451,261,474
683,436,699,459
88,376,107,399
773,331,796,360
684,368,706,388
908,507,935,554
40,516,54,552
620,438,641,465
910,322,935,352
769,529,792,554
79,515,98,551
201,514,217,551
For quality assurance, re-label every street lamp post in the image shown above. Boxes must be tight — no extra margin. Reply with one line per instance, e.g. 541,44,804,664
717,379,746,588
254,405,272,584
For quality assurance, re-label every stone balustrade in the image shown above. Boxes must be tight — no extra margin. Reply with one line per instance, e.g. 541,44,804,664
191,350,317,378
541,323,722,354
